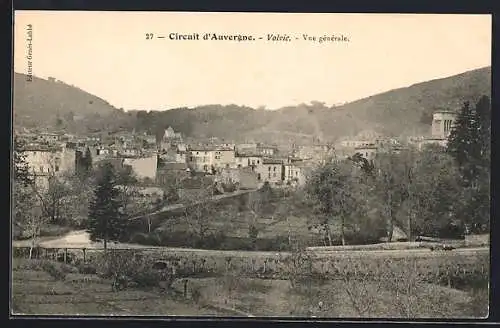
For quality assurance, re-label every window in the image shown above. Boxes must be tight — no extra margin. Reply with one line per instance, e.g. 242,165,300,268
273,167,276,172
268,173,271,178
268,167,271,171
196,152,199,155
55,165,60,172
273,173,276,177
257,160,260,164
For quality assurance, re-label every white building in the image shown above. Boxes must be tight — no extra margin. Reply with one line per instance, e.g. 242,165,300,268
123,155,158,181
235,153,263,170
432,111,457,139
23,144,76,190
187,145,236,173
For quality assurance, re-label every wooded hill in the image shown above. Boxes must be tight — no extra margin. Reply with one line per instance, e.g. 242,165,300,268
14,66,490,144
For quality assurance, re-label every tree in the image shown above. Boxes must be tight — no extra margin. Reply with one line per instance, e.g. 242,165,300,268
13,137,33,233
13,136,33,187
447,97,491,233
22,202,46,259
245,184,274,250
115,165,139,214
408,147,464,238
447,101,482,186
306,161,360,246
61,172,95,228
87,162,126,250
371,151,414,242
83,147,93,174
42,175,71,223
183,183,216,245
12,137,48,257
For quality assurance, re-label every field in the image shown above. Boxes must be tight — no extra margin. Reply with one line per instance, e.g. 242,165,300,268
11,258,224,316
180,276,479,318
11,246,489,318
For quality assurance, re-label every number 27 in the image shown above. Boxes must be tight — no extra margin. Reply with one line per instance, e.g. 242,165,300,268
146,33,154,40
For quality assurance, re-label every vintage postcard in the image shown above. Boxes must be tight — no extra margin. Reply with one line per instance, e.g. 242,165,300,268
12,11,491,318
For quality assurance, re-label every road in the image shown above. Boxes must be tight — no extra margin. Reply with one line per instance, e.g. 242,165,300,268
129,188,257,221
12,230,489,260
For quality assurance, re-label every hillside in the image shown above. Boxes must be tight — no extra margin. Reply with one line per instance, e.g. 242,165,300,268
13,67,490,143
13,73,133,133
133,66,491,144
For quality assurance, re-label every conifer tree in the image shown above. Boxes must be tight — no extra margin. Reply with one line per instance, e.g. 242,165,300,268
87,162,126,250
447,96,491,233
84,147,93,174
447,101,482,187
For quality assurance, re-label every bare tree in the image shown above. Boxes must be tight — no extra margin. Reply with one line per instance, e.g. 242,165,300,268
336,257,385,317
115,165,140,213
182,182,215,243
306,161,361,246
24,202,47,259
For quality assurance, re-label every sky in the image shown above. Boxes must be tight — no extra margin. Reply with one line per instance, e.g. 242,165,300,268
14,12,491,111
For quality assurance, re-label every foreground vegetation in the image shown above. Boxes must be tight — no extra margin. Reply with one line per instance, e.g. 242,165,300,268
12,248,489,317
12,96,490,254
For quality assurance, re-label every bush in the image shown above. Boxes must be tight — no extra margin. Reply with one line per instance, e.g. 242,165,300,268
92,251,176,291
39,224,72,237
41,261,68,281
55,252,77,264
13,246,43,258
12,259,45,271
129,232,149,244
76,262,98,274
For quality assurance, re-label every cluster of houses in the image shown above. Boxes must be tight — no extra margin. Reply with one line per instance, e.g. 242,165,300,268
16,126,320,193
333,110,458,161
16,110,457,194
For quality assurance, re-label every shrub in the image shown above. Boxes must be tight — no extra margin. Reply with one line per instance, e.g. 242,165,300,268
55,252,77,264
92,251,177,291
41,261,67,281
76,262,98,275
39,224,72,237
129,232,149,244
12,259,45,271
191,286,202,303
467,287,489,318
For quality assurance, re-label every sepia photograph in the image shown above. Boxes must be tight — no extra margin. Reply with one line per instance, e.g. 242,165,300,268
11,11,491,318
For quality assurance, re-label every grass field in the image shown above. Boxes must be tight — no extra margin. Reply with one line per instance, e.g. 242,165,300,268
172,275,482,318
11,253,489,318
11,258,223,316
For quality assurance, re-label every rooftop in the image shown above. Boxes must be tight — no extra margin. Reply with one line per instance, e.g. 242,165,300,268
189,145,235,151
22,145,62,152
159,162,188,170
354,145,378,150
262,158,283,165
433,110,457,115
235,152,262,157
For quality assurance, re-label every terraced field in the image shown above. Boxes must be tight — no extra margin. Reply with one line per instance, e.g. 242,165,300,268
11,259,224,316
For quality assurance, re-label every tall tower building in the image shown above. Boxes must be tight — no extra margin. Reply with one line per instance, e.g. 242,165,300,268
431,111,458,139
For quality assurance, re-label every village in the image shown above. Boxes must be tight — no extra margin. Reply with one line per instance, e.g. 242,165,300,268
15,110,457,209
11,11,491,318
